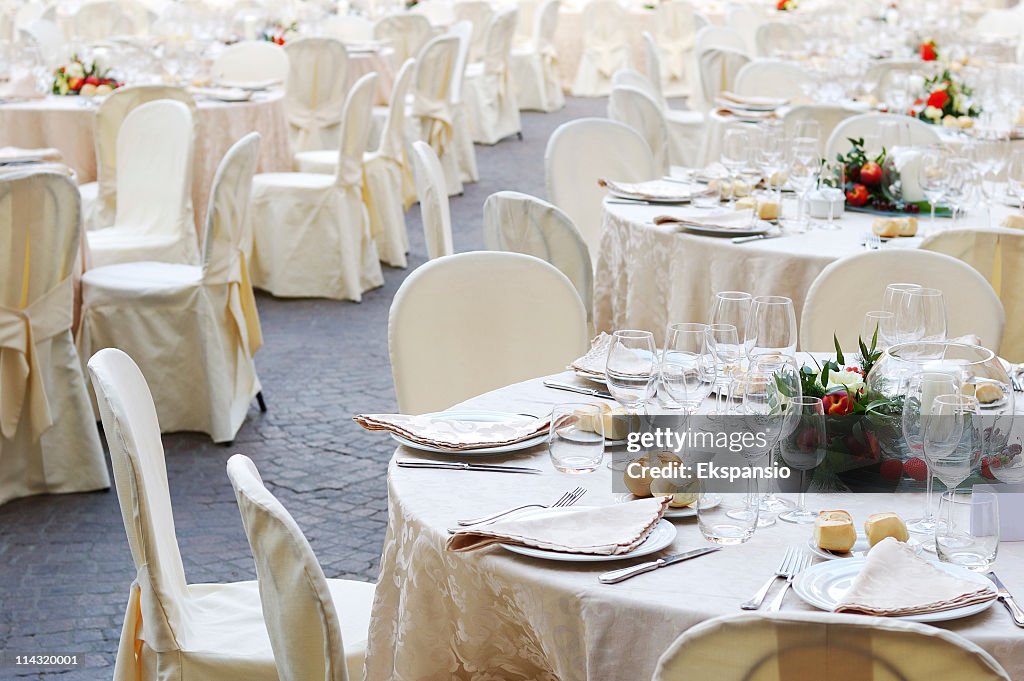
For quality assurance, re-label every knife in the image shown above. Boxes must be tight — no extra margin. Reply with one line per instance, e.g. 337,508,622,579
396,460,543,474
543,380,614,400
732,232,783,244
988,572,1024,627
599,546,721,584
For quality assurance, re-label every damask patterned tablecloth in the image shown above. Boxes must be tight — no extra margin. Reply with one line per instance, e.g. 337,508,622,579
364,371,1024,681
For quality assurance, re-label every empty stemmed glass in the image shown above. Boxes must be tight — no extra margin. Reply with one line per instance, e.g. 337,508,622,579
882,283,921,344
660,323,717,414
756,123,788,202
605,330,658,416
745,353,801,519
902,370,960,535
787,138,820,233
721,129,751,207
918,147,950,232
707,323,742,415
778,396,827,524
1007,149,1024,212
710,290,752,336
894,287,947,344
744,295,798,359
861,311,895,352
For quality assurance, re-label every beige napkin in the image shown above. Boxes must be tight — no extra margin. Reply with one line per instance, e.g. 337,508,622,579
353,413,549,450
714,107,778,121
834,537,997,616
654,210,765,232
0,147,63,164
447,496,670,554
716,91,788,109
570,333,613,379
0,70,45,100
598,178,693,202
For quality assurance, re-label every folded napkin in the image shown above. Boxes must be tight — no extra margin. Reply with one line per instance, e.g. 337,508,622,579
353,413,549,450
654,210,766,232
0,70,46,100
447,496,670,554
0,147,62,164
570,333,613,379
834,537,997,616
715,107,778,121
190,86,252,102
716,91,789,109
599,178,693,202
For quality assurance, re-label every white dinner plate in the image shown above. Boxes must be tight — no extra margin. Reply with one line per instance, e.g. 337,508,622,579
807,532,923,561
218,79,281,91
499,507,677,562
678,221,773,238
606,189,692,204
615,492,720,518
390,410,547,456
793,557,997,622
574,370,607,384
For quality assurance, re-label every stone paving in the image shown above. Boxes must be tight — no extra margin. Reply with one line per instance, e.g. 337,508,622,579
0,96,607,680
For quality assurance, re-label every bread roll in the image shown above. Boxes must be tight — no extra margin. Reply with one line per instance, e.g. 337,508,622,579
814,510,857,552
1001,214,1024,229
865,512,909,546
872,217,918,238
757,200,781,220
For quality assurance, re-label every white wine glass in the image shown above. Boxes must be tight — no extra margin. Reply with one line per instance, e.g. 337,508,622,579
661,323,716,414
605,330,657,414
778,396,827,524
902,370,960,535
744,295,798,359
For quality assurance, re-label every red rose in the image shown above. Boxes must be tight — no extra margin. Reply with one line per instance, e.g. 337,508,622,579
927,90,949,109
920,43,936,61
822,390,854,416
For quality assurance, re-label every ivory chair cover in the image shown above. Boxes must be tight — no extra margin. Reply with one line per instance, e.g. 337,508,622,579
212,41,289,86
509,0,564,113
608,85,670,174
227,455,377,681
545,118,656,262
373,13,432,66
653,1,703,98
19,20,64,66
448,21,480,184
611,69,660,102
652,612,1011,681
799,250,1005,353
866,59,931,97
73,1,137,41
726,6,766,55
974,9,1023,38
388,251,588,414
411,141,453,260
0,171,108,506
825,112,941,159
783,105,857,156
80,84,198,231
618,59,705,168
283,38,350,154
482,190,593,327
78,133,264,443
86,100,199,267
695,25,748,54
87,349,372,681
642,32,664,105
453,0,494,62
322,15,375,43
921,227,1024,362
410,0,455,27
755,21,807,57
571,0,630,97
251,74,383,301
695,47,750,113
734,59,811,99
464,8,522,145
407,34,463,196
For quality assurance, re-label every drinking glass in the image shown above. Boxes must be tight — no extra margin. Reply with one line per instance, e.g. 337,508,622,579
698,475,759,545
548,403,605,474
787,138,820,232
660,323,716,414
692,181,721,209
707,323,742,415
757,122,788,201
918,147,949,231
744,295,798,359
794,120,821,147
721,129,751,207
862,311,895,352
710,290,752,337
967,134,1009,228
778,397,827,524
936,489,999,571
944,157,979,225
923,393,981,492
818,159,845,231
605,330,657,413
882,282,921,344
894,287,947,344
1007,149,1024,212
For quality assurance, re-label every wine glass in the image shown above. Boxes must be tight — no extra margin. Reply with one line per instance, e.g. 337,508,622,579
660,323,716,414
744,295,798,359
944,157,979,225
923,393,981,494
1007,149,1024,212
794,120,821,148
778,396,827,524
721,129,751,207
787,138,820,232
756,123,788,201
894,287,947,344
746,353,801,518
918,147,950,232
709,290,752,337
707,323,742,415
967,134,1009,228
605,330,658,414
861,311,895,352
882,283,920,344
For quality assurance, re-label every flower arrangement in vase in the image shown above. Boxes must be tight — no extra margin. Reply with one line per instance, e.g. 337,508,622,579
52,56,121,97
915,69,980,128
260,21,298,45
776,0,797,10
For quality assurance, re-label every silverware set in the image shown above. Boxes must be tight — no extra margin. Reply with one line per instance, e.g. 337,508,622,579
455,486,587,527
862,233,883,250
741,547,812,612
988,572,1024,627
396,460,542,474
598,546,720,584
543,380,614,400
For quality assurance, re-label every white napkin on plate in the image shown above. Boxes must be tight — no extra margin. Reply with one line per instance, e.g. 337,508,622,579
599,178,693,202
0,70,46,100
0,147,62,163
353,413,549,450
834,537,997,616
570,333,612,379
447,496,670,554
654,210,764,232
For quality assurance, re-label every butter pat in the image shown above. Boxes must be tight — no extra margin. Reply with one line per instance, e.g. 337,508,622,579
814,510,857,552
757,200,780,220
872,216,918,237
603,406,634,440
735,196,756,210
865,512,909,546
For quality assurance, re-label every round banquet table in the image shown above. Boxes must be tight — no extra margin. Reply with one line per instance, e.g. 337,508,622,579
365,370,1024,681
349,48,396,105
0,91,292,232
593,196,1018,345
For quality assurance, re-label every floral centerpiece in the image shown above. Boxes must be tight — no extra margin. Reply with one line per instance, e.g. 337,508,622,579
915,69,980,127
260,21,298,45
52,56,122,97
834,138,926,214
776,0,797,10
919,39,938,62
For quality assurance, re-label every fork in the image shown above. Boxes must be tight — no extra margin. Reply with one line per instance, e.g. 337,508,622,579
740,547,798,610
863,233,882,250
766,551,812,612
456,487,587,526
1011,373,1023,393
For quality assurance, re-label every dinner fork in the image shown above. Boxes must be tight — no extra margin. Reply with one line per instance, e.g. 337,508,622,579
740,547,798,610
863,233,882,250
456,487,587,526
766,551,812,612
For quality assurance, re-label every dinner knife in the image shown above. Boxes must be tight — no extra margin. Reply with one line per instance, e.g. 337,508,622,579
543,380,614,400
599,546,721,584
732,232,783,244
988,572,1024,627
396,460,543,474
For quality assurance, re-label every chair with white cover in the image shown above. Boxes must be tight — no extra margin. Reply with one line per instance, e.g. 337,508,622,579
80,84,198,231
641,32,665,105
410,0,456,27
373,13,432,65
79,134,265,443
608,85,670,174
800,250,1005,353
0,172,108,506
865,59,930,98
322,15,375,43
73,1,137,41
86,100,198,267
389,251,588,414
571,0,630,97
653,1,703,98
87,349,374,681
408,34,463,196
652,612,1011,681
483,190,593,327
754,21,806,57
734,59,811,99
726,6,766,55
974,9,1023,39
250,74,383,301
18,20,64,66
631,45,706,167
611,69,660,102
448,21,480,184
694,25,748,55
453,0,494,62
227,454,376,681
545,118,656,262
824,112,941,160
212,40,289,86
783,105,857,156
695,47,750,112
464,8,521,145
283,38,350,154
510,0,564,112
921,227,1024,362
411,141,453,260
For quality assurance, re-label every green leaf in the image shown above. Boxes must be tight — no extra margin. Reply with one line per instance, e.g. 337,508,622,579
833,334,845,366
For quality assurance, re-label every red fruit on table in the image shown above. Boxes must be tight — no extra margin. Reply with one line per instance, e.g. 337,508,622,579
845,183,870,207
880,458,903,481
904,457,928,482
85,75,100,86
821,390,854,416
67,77,84,91
920,43,937,61
859,162,882,186
981,457,996,480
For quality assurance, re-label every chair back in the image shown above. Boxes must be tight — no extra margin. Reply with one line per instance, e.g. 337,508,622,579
825,112,941,160
695,25,747,54
696,47,750,109
734,59,810,99
388,251,588,413
373,13,432,65
545,118,656,260
74,0,136,41
376,58,416,161
87,348,189,655
656,1,700,48
641,32,664,104
754,20,805,56
411,141,453,260
227,454,348,681
483,190,593,323
583,0,627,49
608,85,669,174
322,15,375,43
783,104,857,156
410,0,455,26
413,34,459,154
335,73,378,189
453,0,493,62
800,250,1005,352
975,9,1023,38
653,612,1011,681
726,5,765,54
284,38,350,153
18,19,63,65
202,132,261,276
447,20,473,104
482,9,517,74
212,40,289,85
865,58,929,97
534,0,560,50
611,69,660,103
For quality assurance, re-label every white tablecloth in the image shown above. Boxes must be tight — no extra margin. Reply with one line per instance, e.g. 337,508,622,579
349,48,396,105
365,370,1024,681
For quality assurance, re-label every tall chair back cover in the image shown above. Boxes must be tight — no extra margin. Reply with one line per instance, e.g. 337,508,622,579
411,141,453,260
284,38,350,152
608,85,670,174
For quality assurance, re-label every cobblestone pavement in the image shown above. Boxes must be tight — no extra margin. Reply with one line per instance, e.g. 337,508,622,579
0,96,607,680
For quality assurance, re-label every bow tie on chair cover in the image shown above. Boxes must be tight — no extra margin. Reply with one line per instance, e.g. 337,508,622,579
590,43,622,79
412,93,453,156
288,108,343,154
205,250,264,358
662,36,693,79
0,277,73,440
